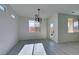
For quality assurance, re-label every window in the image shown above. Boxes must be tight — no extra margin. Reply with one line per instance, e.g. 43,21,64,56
68,17,79,33
29,20,40,32
73,20,79,32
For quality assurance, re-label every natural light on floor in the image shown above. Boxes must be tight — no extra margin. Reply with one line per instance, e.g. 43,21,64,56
18,43,46,55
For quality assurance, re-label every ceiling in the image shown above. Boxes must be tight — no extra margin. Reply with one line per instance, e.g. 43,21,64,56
10,4,79,18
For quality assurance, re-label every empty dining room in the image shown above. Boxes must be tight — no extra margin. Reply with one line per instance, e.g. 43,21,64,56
0,4,79,55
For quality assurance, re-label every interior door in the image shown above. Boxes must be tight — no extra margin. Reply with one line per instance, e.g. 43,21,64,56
50,24,54,40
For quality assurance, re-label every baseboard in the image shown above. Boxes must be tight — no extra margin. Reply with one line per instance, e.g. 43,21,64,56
58,40,79,44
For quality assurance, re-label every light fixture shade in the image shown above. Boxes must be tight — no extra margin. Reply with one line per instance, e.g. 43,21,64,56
35,14,42,22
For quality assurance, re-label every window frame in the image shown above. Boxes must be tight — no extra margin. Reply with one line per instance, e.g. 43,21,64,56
68,17,79,33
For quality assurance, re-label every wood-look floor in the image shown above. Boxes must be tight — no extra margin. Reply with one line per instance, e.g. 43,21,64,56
7,39,79,55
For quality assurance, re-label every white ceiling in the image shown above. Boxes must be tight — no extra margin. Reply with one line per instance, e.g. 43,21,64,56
10,4,79,18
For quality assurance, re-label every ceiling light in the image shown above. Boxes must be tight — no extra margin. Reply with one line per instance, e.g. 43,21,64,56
72,11,75,13
34,8,42,22
0,4,6,12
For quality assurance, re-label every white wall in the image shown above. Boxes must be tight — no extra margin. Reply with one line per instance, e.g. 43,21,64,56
47,13,79,43
58,13,79,43
18,17,47,40
47,13,58,43
0,5,18,54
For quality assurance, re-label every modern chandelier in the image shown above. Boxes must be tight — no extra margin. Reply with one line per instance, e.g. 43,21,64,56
34,8,42,22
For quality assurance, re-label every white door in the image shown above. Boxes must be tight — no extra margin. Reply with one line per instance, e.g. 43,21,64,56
50,24,54,40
